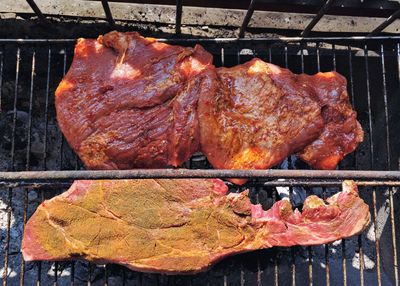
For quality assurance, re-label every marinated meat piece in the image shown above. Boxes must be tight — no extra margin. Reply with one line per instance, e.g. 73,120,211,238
295,72,364,169
198,59,324,184
22,180,370,274
55,31,213,169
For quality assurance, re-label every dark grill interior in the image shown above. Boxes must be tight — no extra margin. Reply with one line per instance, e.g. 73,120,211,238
0,37,399,285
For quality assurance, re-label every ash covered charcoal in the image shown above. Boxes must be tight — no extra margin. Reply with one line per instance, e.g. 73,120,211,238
276,156,308,207
0,111,30,151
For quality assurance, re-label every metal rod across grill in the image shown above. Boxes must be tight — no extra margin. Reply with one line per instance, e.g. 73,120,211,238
0,35,399,286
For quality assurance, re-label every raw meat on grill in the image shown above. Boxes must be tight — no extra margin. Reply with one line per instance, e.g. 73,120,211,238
55,31,213,169
198,59,325,184
198,58,363,182
22,179,370,274
295,72,364,169
56,31,363,178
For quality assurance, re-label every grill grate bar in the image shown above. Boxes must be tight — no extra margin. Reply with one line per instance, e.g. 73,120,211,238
42,47,51,170
268,46,272,63
347,45,355,106
101,0,116,28
3,169,400,181
342,239,347,286
285,46,297,286
358,212,364,285
308,247,313,286
299,44,313,286
238,0,257,38
4,36,400,44
104,265,109,285
372,190,382,286
379,42,398,286
3,47,22,286
364,43,383,286
3,47,21,286
380,44,391,168
364,44,374,166
389,187,399,286
26,51,35,171
3,180,400,190
36,46,52,286
300,0,335,37
2,188,12,286
175,0,183,35
20,49,36,286
0,46,3,111
369,9,400,36
55,46,68,285
10,48,21,170
19,189,28,286
25,0,46,21
316,42,320,71
291,247,295,286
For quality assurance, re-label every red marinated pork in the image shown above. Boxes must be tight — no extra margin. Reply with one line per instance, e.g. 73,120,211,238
295,72,364,169
55,31,213,169
198,59,325,184
198,59,363,183
22,179,370,274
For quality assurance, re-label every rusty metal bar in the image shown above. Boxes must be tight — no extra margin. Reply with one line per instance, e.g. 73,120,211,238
239,0,257,38
25,0,46,20
175,0,183,35
101,0,116,28
2,36,400,45
1,169,400,181
372,189,382,286
2,180,400,189
369,9,400,36
300,0,335,37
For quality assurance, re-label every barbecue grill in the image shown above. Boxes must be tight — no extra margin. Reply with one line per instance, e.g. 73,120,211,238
1,0,400,285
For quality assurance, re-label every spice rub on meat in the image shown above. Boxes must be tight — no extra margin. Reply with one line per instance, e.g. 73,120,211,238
55,31,214,169
22,179,370,274
295,72,364,169
198,59,325,184
56,31,363,180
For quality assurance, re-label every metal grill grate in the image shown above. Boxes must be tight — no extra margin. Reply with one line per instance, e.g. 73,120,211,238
0,37,399,285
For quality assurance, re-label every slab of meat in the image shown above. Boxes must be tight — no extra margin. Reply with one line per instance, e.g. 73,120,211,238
198,59,325,184
22,179,370,274
295,72,364,169
55,31,213,169
198,58,363,183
